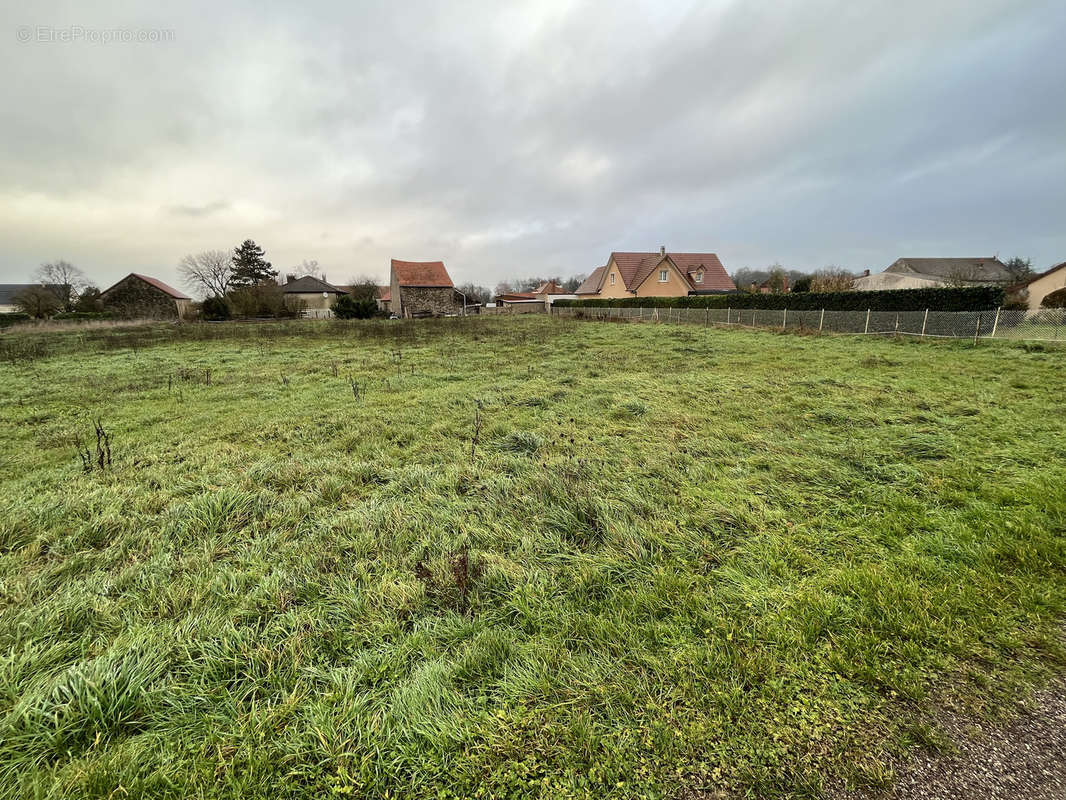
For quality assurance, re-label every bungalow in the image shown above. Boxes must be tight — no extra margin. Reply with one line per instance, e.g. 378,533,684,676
576,247,734,299
100,273,192,319
853,258,1010,291
494,280,576,312
280,275,348,318
389,259,466,317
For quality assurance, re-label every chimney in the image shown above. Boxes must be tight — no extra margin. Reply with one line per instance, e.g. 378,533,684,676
286,273,297,284
660,245,666,257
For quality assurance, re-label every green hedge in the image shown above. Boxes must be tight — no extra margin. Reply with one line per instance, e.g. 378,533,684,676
0,312,31,327
553,286,1004,312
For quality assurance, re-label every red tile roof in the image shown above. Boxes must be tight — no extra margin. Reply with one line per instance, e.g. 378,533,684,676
575,252,734,295
115,273,190,299
391,259,453,287
612,252,734,292
378,287,391,302
534,280,566,294
496,292,539,302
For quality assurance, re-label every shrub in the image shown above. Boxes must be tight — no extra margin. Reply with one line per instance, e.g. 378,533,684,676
1040,287,1066,309
201,295,231,320
554,285,1004,312
333,294,376,320
0,312,31,328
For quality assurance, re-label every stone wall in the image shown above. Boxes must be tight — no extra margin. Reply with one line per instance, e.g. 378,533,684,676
399,286,463,317
101,276,181,319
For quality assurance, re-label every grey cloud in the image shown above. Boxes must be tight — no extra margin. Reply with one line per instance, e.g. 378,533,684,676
167,201,229,217
0,0,1063,289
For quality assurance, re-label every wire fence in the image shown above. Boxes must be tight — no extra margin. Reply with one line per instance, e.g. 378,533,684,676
551,305,1066,343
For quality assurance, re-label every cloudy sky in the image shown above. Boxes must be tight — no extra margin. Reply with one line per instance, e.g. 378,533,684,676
1,0,1063,292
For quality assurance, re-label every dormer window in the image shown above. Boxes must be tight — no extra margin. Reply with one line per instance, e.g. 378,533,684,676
659,269,668,282
694,270,704,283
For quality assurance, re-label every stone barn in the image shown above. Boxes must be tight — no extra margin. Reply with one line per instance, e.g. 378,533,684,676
389,259,465,317
100,273,192,319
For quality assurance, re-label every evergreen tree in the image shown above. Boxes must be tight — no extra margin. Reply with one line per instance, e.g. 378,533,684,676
230,240,277,287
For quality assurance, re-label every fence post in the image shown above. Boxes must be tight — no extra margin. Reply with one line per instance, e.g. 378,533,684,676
973,313,982,345
819,308,824,332
921,309,928,338
894,313,899,338
991,307,1001,339
753,309,758,327
864,309,870,335
782,308,787,330
706,307,710,326
726,307,731,325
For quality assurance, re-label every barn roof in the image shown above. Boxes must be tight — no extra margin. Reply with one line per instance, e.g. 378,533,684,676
391,259,453,287
101,273,191,300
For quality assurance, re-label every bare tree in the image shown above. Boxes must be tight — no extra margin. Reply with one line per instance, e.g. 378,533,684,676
810,267,855,293
14,286,63,318
179,250,234,298
456,283,491,304
765,265,788,294
562,275,586,293
344,275,381,303
35,260,86,310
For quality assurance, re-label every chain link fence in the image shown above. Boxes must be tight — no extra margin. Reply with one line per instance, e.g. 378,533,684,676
551,305,1066,343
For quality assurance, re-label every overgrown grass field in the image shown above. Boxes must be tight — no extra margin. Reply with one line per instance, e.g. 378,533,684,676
1,317,1064,799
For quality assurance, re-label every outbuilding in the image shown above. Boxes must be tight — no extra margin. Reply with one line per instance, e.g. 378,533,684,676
100,273,192,319
389,259,465,317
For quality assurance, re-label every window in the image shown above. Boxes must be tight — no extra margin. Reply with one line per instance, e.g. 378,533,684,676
610,273,616,285
659,269,668,282
694,271,703,283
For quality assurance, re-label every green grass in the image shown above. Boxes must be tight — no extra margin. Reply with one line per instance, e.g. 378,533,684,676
0,316,1064,799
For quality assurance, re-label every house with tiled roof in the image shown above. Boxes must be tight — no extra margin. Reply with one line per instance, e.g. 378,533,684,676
1009,261,1066,311
575,247,735,299
100,273,193,319
853,258,1011,291
280,274,348,318
389,259,466,317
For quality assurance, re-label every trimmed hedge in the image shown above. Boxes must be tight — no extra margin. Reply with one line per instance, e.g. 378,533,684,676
554,286,1004,312
0,313,31,327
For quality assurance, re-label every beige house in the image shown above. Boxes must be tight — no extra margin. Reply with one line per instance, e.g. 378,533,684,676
1011,262,1066,310
853,257,1010,291
280,275,348,318
576,247,734,299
